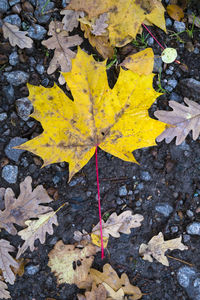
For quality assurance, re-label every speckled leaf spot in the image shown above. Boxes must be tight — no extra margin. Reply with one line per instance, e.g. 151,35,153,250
17,48,166,181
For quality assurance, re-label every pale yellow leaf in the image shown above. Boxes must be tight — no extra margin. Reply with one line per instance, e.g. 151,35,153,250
161,48,177,63
139,232,188,266
0,280,11,299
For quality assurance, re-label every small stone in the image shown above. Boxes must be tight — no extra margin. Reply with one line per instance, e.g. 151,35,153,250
166,69,173,75
9,52,19,66
137,183,144,190
165,85,173,92
116,197,124,205
170,92,182,102
5,137,27,162
168,79,178,88
153,57,162,73
25,265,40,275
186,210,194,218
119,185,127,196
52,175,60,185
165,18,172,27
174,21,186,32
22,1,34,13
69,177,85,187
179,78,200,99
4,71,29,86
183,234,190,243
28,24,47,40
2,85,15,105
194,47,199,54
15,97,33,121
147,37,154,46
135,200,142,207
170,225,179,233
62,0,70,8
0,113,7,121
140,171,151,181
2,165,18,183
21,157,29,167
3,14,21,27
86,191,92,197
11,3,22,13
187,222,200,235
36,64,44,75
9,0,20,5
34,0,54,24
41,78,49,87
0,0,9,13
177,266,196,288
155,203,173,217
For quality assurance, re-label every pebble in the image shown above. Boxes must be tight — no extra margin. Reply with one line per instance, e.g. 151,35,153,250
9,0,20,5
36,64,45,75
140,171,151,181
186,210,194,218
41,78,49,87
170,225,179,233
29,164,37,174
34,0,54,24
170,92,182,102
2,85,15,104
187,222,200,236
69,177,86,187
147,37,154,46
180,78,200,99
52,175,60,185
3,14,21,27
155,203,173,217
21,157,29,167
153,57,162,73
174,21,186,32
168,79,178,89
25,265,40,275
9,52,19,66
165,85,173,92
177,267,200,300
116,197,124,205
4,71,29,86
2,165,18,183
0,0,9,13
5,137,27,162
15,97,33,121
119,185,128,196
165,69,173,75
86,191,92,197
194,47,199,54
11,3,22,14
165,18,172,27
183,234,190,243
0,113,7,121
28,24,47,40
137,183,144,190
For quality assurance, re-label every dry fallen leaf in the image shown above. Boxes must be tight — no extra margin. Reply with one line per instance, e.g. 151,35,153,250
0,239,19,284
139,232,188,266
91,211,144,247
0,279,10,299
17,48,166,181
154,98,200,145
42,21,82,75
120,48,154,75
17,211,58,259
90,263,142,300
84,282,107,300
167,4,184,21
0,176,55,235
68,0,166,48
91,13,109,36
60,9,84,32
2,22,33,49
48,240,96,286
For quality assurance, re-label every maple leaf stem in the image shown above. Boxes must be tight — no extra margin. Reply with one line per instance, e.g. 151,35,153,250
95,146,104,259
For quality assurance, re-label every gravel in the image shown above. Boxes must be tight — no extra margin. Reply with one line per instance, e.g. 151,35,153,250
15,97,33,121
119,185,128,196
9,52,19,66
4,71,29,86
25,265,40,275
28,24,47,40
177,267,200,300
0,113,7,121
3,14,21,26
2,165,18,183
34,0,54,24
36,64,45,75
140,171,151,181
5,137,28,162
0,0,9,13
2,85,15,104
155,203,173,217
173,21,186,32
9,0,20,5
186,222,200,235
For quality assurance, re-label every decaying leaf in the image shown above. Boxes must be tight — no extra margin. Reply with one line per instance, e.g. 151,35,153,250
139,232,188,266
0,239,19,284
91,211,144,247
68,0,166,48
154,98,200,145
17,48,166,181
0,280,10,299
91,13,108,36
120,48,154,75
42,21,82,75
80,282,107,300
90,263,142,300
167,4,184,21
0,176,54,235
48,240,96,285
17,211,58,259
60,9,84,32
2,22,33,49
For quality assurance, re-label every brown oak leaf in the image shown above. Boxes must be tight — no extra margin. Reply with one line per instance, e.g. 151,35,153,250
60,9,84,31
0,176,54,235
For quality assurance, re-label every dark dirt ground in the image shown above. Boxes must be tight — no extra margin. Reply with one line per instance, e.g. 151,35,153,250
0,0,200,299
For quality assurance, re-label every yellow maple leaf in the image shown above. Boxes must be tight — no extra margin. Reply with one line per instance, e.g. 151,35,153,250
68,0,166,47
17,48,165,181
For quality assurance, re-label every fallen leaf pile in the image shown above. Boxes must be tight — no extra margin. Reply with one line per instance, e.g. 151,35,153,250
0,177,58,297
154,98,200,145
67,0,166,57
139,232,188,266
2,22,33,49
17,48,166,181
